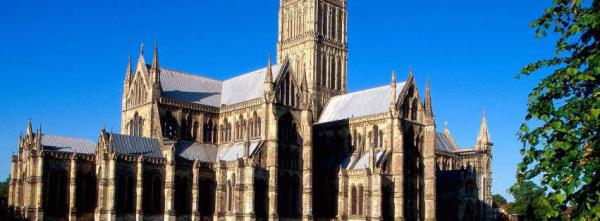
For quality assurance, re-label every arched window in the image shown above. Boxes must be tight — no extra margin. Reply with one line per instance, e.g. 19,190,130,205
358,185,364,215
212,121,218,143
278,113,298,144
116,174,135,214
257,117,262,137
198,179,216,218
130,112,144,137
351,186,357,215
373,125,379,147
357,134,363,151
248,119,254,138
226,181,232,212
75,172,97,213
162,111,178,139
242,119,247,139
219,125,225,142
379,130,384,147
411,98,419,121
193,121,200,141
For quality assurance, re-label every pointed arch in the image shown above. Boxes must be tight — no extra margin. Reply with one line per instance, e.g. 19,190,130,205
351,185,357,215
358,185,364,215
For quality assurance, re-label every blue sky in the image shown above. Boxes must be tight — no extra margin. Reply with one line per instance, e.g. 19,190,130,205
0,0,555,200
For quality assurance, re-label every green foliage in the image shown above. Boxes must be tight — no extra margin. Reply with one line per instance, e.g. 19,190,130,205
493,194,509,208
0,177,8,201
509,181,553,221
517,0,600,219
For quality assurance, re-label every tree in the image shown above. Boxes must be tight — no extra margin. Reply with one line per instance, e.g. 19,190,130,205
508,181,553,221
0,177,8,201
517,0,599,219
493,194,509,208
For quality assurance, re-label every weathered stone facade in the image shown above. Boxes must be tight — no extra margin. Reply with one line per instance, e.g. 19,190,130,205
8,1,493,221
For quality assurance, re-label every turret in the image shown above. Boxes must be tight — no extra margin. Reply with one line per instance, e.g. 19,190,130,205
123,56,133,105
300,72,310,109
150,42,161,98
476,112,493,150
424,80,433,117
26,119,33,139
264,54,275,102
124,56,133,84
137,42,145,66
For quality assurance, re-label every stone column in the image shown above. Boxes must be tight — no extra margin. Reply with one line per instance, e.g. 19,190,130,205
191,161,200,221
242,160,255,221
107,154,117,221
423,125,437,221
8,156,17,211
135,156,144,221
163,154,176,221
68,154,78,221
34,153,44,221
391,117,405,220
300,109,313,221
14,158,21,214
369,174,382,220
336,171,347,220
265,104,279,220
95,157,105,221
213,162,224,221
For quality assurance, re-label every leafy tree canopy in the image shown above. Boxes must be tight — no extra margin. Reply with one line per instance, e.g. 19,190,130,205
493,194,509,208
517,0,599,219
509,181,553,221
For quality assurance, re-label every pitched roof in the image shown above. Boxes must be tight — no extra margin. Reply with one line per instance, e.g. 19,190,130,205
40,135,96,154
217,139,263,161
160,68,223,107
435,132,458,152
175,141,218,163
318,82,406,123
159,64,282,107
351,149,388,170
109,133,162,158
221,65,282,105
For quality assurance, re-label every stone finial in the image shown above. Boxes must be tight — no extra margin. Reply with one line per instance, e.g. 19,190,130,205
26,118,33,137
151,41,159,71
390,70,397,106
476,112,492,147
125,56,133,82
265,53,273,84
425,80,433,117
137,42,145,64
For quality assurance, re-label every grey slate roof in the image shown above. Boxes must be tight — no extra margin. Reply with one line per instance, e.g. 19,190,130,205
40,135,96,154
318,82,406,123
159,64,282,107
351,149,388,170
435,132,458,152
217,139,263,161
109,134,162,158
175,141,218,163
160,68,223,107
221,65,282,105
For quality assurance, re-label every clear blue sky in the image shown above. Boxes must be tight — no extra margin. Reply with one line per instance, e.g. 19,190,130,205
0,0,555,200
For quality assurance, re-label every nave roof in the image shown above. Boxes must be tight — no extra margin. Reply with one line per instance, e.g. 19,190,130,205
159,64,283,107
38,134,96,154
318,82,406,123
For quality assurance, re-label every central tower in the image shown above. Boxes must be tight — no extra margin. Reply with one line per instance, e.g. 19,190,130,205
277,0,348,116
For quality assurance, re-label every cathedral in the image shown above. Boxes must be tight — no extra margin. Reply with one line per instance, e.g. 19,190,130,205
8,0,493,221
